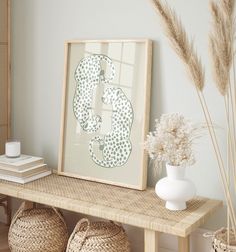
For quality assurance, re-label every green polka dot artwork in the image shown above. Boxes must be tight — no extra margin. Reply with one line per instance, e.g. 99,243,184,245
73,55,115,133
59,40,152,189
73,54,133,168
89,87,133,168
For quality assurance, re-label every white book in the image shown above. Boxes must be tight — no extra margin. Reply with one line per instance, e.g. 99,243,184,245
0,155,44,170
0,170,52,184
0,164,49,178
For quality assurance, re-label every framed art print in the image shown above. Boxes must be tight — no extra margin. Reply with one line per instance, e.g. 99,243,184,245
58,39,152,190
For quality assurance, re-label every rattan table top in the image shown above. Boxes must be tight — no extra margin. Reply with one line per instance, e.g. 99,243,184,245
0,174,222,237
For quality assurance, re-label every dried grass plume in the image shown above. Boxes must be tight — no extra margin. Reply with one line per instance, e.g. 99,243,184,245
221,0,235,17
151,0,205,91
209,0,234,96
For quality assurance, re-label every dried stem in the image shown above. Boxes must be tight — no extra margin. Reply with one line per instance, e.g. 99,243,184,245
233,59,236,193
200,92,236,231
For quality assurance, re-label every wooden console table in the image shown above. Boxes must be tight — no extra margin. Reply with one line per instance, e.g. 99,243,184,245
0,174,222,252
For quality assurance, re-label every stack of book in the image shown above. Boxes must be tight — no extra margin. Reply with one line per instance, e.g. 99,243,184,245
0,155,51,184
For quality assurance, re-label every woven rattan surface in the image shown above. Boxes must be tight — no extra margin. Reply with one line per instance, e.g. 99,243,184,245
211,228,236,251
66,218,130,252
0,174,222,237
8,203,69,252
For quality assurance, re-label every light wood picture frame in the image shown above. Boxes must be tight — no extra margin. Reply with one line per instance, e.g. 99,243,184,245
0,0,11,154
58,39,152,190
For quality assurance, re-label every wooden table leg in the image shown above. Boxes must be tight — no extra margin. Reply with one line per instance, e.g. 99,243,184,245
6,196,11,226
178,236,190,252
144,229,159,252
23,201,35,210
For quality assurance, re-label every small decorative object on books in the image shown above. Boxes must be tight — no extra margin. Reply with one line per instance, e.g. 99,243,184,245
66,218,130,252
5,140,21,158
145,113,197,210
58,39,152,190
8,202,69,252
0,154,51,183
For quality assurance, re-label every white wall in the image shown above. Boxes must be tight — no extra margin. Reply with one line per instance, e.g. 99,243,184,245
11,0,228,250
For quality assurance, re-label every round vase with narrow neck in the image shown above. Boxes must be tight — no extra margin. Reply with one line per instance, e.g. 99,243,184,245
155,163,196,211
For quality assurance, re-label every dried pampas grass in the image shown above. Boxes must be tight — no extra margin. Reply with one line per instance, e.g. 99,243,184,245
210,1,234,95
151,0,205,91
210,0,236,236
221,0,235,17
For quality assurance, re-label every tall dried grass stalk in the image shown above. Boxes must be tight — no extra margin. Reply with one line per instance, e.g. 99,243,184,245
225,84,236,185
210,0,236,236
233,77,236,175
224,93,236,176
151,0,236,232
199,92,236,232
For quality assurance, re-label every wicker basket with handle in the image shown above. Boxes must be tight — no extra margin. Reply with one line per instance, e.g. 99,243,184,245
66,218,131,252
8,201,69,252
205,228,236,252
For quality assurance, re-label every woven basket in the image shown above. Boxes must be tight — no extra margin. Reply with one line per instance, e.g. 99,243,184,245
8,202,69,252
206,228,236,252
66,218,131,252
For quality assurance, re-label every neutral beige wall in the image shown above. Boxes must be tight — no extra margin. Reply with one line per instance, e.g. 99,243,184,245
11,0,228,250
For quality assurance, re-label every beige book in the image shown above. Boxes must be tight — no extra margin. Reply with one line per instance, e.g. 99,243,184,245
0,170,52,184
0,155,44,171
0,164,49,178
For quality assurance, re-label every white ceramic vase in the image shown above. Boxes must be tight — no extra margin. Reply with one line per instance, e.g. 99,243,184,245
155,163,196,211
